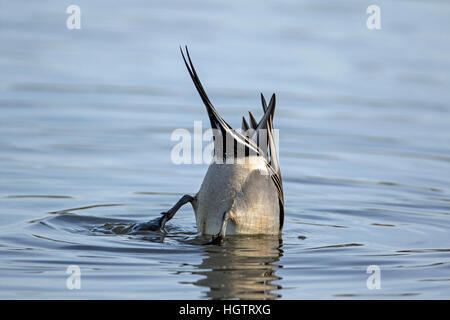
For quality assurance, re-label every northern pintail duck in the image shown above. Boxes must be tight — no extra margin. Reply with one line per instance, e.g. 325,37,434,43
135,47,284,244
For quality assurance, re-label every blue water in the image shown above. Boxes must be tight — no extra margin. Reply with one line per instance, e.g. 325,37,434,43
0,0,449,299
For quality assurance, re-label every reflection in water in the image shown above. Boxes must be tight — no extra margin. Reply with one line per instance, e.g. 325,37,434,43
191,236,283,299
88,219,283,299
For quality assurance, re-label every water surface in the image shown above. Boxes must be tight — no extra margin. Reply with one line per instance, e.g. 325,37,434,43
1,0,450,299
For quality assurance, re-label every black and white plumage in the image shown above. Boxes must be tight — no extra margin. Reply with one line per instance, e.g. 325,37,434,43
136,47,284,242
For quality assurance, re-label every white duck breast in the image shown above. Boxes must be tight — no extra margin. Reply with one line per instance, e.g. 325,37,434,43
195,156,280,235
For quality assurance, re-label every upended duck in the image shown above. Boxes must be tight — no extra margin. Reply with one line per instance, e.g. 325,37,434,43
135,47,284,244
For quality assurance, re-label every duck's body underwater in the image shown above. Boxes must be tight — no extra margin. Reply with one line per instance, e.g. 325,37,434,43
135,47,284,243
